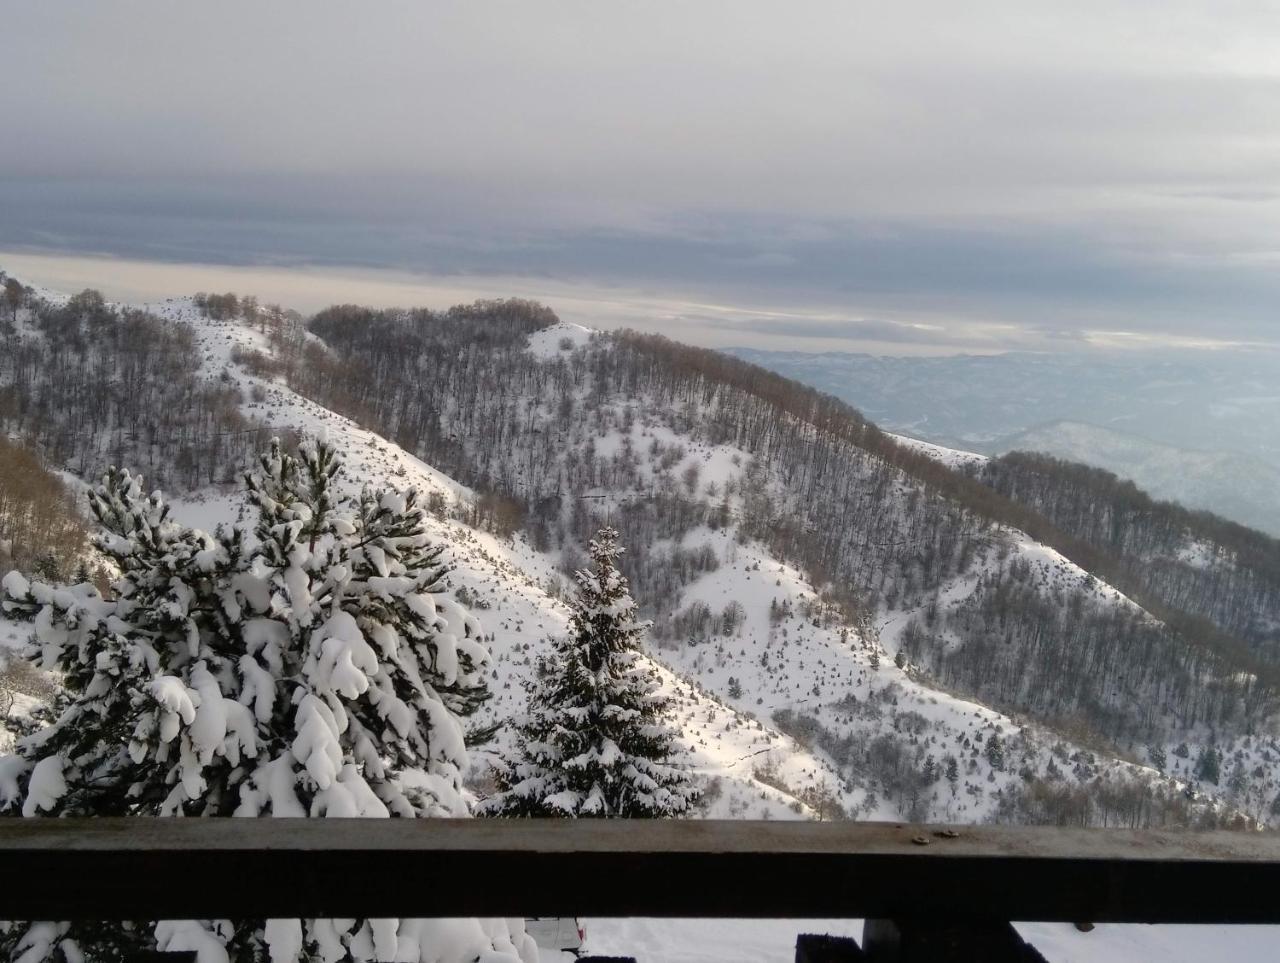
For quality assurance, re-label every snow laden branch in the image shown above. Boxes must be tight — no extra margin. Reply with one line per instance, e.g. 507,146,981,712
482,527,698,818
0,437,535,963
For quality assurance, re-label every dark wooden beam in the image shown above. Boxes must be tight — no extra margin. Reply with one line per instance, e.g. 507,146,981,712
795,933,866,962
861,918,1047,962
2,819,1279,923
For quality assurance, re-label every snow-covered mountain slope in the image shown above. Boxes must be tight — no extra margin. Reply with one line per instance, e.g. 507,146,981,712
886,432,987,472
887,433,1137,607
134,300,1253,824
2,280,1269,829
105,299,852,819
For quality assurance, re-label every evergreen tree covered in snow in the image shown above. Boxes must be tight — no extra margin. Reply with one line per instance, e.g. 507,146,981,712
482,528,697,818
984,732,1005,772
0,437,534,963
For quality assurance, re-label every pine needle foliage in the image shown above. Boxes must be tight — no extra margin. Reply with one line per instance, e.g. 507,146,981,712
483,527,698,818
0,437,532,963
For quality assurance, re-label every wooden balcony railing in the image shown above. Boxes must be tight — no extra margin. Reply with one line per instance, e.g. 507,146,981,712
4,819,1279,960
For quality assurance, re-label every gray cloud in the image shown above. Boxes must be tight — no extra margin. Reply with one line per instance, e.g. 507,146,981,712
675,315,964,347
4,1,1280,349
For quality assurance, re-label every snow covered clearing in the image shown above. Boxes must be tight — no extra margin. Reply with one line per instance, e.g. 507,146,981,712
888,432,988,471
527,321,595,359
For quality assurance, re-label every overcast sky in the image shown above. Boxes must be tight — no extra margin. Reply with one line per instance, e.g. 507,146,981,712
4,1,1280,352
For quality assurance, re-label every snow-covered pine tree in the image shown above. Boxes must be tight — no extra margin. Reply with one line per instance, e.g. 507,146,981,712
482,527,698,818
0,436,535,963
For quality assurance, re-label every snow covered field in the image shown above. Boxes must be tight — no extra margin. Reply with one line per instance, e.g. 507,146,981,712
541,918,1280,962
526,321,595,359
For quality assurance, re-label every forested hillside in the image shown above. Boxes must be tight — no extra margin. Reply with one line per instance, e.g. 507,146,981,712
5,274,1279,829
0,278,273,491
0,436,87,581
287,305,1278,746
978,452,1280,658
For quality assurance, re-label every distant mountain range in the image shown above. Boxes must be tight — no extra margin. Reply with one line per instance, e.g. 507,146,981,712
730,347,1280,534
992,420,1280,536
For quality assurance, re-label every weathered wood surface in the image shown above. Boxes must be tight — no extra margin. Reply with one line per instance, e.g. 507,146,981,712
2,819,1279,922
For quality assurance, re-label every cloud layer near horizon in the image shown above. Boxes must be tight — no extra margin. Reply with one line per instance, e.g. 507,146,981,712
4,1,1280,349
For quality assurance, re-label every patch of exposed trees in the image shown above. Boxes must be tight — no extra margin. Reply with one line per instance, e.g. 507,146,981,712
0,437,88,580
294,302,738,623
774,703,1247,829
194,290,305,349
0,290,272,491
978,452,1280,660
994,770,1254,830
900,563,1269,742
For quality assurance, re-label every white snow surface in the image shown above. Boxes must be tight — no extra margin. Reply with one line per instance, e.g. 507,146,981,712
543,918,1280,963
888,431,988,471
526,322,594,359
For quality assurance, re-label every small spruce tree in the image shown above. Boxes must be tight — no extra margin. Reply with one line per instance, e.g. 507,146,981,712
1195,745,1222,785
30,552,61,584
482,527,698,818
1147,744,1167,774
922,754,937,783
985,732,1005,772
72,559,92,586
